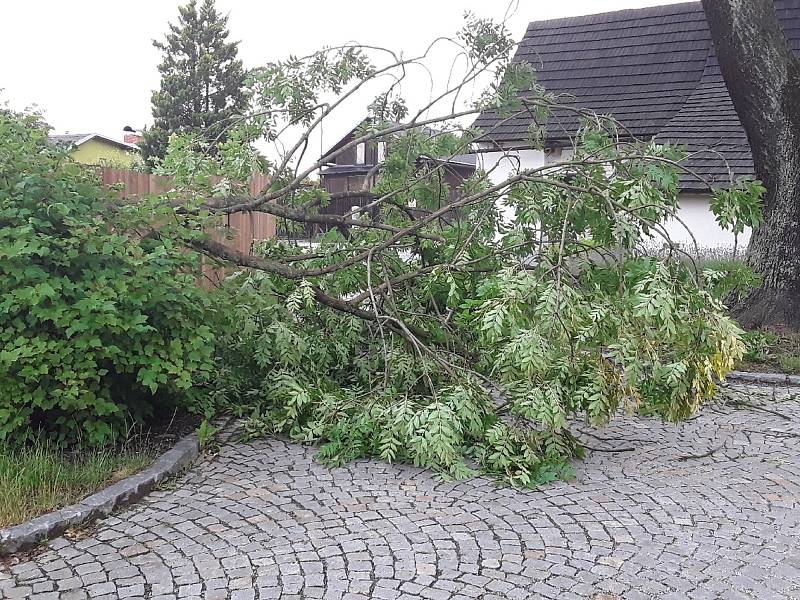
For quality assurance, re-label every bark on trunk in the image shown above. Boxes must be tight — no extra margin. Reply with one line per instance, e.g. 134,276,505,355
733,140,800,330
703,0,800,330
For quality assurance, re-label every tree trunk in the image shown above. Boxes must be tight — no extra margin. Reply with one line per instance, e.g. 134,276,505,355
733,125,800,330
703,0,800,330
735,31,800,331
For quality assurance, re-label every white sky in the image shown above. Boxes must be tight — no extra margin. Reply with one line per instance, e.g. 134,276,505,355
2,0,687,155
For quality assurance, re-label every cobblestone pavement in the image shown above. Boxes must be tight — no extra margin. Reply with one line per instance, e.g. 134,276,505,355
2,385,799,600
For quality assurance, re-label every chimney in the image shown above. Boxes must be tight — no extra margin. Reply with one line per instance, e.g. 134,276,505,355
123,125,143,145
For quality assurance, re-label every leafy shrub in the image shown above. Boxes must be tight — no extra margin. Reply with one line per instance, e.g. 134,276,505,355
740,330,778,363
0,111,215,445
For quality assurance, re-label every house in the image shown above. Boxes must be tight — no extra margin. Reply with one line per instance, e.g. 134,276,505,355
311,120,476,237
472,0,800,250
48,133,141,168
318,121,391,222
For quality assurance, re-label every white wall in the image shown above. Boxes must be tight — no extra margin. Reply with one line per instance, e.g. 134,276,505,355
476,149,546,222
477,149,547,184
475,149,746,252
662,194,751,251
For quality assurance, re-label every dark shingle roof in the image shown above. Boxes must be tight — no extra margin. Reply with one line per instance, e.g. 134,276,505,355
473,1,800,191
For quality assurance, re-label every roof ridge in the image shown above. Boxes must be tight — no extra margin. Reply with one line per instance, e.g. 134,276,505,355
49,133,92,139
523,1,701,31
49,133,140,151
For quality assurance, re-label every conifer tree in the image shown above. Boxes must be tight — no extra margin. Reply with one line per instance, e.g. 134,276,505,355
141,0,247,169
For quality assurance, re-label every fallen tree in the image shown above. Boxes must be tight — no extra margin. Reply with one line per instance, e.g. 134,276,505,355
148,16,759,484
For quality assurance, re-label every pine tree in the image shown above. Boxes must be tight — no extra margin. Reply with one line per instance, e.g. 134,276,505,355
141,0,247,169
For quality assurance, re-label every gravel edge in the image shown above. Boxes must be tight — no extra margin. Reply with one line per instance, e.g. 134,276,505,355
727,370,800,386
0,432,199,555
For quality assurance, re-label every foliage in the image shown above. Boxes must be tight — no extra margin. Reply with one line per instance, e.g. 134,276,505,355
740,330,778,363
710,179,765,236
641,243,761,303
209,220,747,486
140,0,248,169
197,419,219,452
474,261,744,424
738,329,800,374
212,271,578,486
0,437,154,528
120,16,763,484
203,128,753,482
710,178,765,257
0,111,215,445
701,259,761,302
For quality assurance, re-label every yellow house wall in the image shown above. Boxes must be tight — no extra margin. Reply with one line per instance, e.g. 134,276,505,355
70,139,139,168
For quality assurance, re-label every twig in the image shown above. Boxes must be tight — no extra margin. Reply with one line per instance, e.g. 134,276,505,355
677,442,726,461
583,444,636,453
729,400,791,421
575,428,653,444
744,429,800,439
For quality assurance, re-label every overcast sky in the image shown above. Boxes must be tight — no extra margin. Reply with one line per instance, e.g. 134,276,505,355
2,0,687,153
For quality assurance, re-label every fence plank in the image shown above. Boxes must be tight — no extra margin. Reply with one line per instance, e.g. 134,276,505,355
99,167,274,287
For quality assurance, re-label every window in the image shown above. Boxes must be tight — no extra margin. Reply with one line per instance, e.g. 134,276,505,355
377,141,386,163
545,147,576,165
356,142,366,164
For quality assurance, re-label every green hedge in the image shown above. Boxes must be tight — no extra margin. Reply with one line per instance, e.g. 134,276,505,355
0,111,214,445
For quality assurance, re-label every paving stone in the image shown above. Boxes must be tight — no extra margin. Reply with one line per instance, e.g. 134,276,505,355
2,386,798,598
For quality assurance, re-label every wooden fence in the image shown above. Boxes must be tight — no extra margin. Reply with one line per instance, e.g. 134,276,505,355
99,167,275,286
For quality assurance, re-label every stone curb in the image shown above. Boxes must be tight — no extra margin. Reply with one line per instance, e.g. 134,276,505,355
0,432,199,556
726,370,800,386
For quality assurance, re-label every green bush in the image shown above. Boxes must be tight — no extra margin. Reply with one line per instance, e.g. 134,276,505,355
740,330,778,363
0,111,215,445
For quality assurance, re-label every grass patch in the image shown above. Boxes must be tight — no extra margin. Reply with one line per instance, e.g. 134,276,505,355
778,355,800,375
0,440,155,528
739,330,800,374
